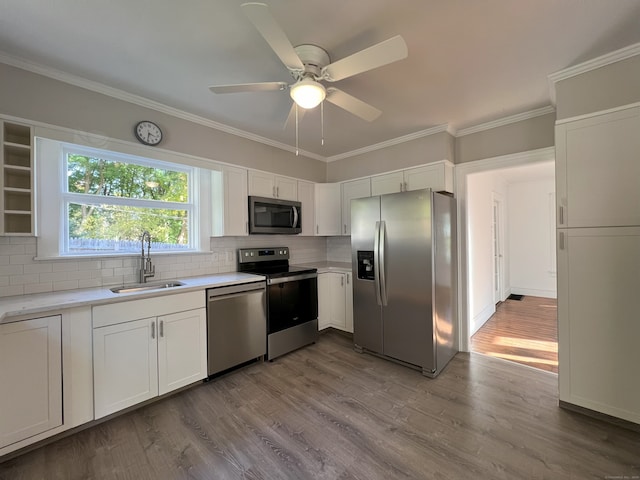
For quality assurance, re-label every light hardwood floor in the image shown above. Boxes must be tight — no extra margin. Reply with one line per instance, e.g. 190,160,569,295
1,330,638,480
471,296,558,373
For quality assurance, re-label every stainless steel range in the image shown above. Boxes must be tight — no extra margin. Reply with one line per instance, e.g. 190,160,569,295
238,247,318,360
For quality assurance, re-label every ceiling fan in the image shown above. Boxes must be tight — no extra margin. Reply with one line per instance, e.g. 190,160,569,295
209,2,408,125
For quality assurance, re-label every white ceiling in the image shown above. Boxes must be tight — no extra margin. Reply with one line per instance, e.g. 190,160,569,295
1,1,640,160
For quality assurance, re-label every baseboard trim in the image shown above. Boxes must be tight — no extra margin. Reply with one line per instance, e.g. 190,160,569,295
559,400,640,433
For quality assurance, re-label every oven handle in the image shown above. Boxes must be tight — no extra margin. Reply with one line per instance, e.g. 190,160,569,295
207,281,265,300
268,272,317,285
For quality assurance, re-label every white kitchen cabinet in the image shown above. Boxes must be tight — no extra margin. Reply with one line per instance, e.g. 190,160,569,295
557,227,640,424
0,315,62,449
317,271,353,333
341,178,371,236
223,165,248,236
297,180,315,236
248,170,298,200
92,292,206,419
157,309,207,395
555,106,640,228
314,183,341,236
370,161,454,196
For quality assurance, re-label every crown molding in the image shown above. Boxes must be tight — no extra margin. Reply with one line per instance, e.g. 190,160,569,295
0,51,326,162
325,124,452,162
456,106,556,137
547,42,640,105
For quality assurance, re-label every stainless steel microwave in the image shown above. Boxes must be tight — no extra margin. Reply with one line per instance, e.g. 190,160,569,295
248,196,301,234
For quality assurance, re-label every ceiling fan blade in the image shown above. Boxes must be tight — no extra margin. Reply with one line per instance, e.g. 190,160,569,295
321,35,408,82
241,2,305,72
284,102,306,130
209,82,288,94
325,87,381,122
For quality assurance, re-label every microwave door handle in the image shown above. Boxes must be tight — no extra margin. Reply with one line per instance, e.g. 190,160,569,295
292,206,299,228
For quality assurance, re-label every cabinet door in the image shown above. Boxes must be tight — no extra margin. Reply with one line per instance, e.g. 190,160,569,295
274,176,297,200
317,273,331,330
341,178,371,236
248,170,275,198
557,227,640,424
0,316,62,448
556,107,640,228
158,309,207,396
224,166,248,236
371,171,404,196
344,272,354,333
297,180,315,236
93,318,158,419
330,273,347,330
315,183,341,236
404,163,452,192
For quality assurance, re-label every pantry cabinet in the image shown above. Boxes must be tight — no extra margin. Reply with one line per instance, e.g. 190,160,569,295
1,119,34,235
318,271,353,333
555,106,640,228
248,170,297,200
0,315,62,449
92,292,206,419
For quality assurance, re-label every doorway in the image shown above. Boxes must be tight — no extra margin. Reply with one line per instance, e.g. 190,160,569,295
456,148,558,373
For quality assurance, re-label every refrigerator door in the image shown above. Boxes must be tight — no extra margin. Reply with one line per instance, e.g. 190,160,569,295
380,190,435,370
351,195,383,353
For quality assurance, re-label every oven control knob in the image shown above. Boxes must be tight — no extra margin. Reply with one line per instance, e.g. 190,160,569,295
283,249,287,254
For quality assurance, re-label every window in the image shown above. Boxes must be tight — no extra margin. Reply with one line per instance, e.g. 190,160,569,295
36,137,211,258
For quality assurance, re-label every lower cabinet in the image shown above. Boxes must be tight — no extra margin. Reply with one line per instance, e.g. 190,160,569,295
0,315,62,449
318,271,353,333
93,296,207,419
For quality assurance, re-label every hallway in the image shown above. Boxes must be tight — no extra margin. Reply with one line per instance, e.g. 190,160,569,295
470,296,558,373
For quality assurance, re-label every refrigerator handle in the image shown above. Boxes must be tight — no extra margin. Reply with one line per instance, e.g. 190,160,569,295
373,221,383,306
379,220,388,306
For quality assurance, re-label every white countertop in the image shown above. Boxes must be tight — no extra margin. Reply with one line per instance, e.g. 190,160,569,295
0,272,265,323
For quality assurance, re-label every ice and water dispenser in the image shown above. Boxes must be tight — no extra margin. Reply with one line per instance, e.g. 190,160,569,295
357,251,375,280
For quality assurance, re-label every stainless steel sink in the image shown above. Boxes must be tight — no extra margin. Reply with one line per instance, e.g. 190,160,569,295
110,281,185,294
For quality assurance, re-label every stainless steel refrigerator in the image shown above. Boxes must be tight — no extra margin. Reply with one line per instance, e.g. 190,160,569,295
351,189,457,377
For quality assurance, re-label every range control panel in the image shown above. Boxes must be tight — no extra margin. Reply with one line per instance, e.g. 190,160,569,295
238,247,289,263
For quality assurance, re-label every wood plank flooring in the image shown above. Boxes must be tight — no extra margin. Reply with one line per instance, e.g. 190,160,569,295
471,296,558,373
2,330,639,480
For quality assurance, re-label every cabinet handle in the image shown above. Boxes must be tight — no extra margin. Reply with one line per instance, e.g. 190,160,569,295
151,321,155,339
404,182,408,192
343,224,347,234
272,186,276,197
316,225,319,234
245,221,248,234
341,275,344,287
559,231,565,250
559,206,564,225
400,182,403,192
346,273,350,285
160,320,164,338
277,186,280,197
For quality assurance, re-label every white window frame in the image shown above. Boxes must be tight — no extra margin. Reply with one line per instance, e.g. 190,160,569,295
36,137,211,258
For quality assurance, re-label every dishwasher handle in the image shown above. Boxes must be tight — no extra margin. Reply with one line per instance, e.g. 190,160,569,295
207,281,265,301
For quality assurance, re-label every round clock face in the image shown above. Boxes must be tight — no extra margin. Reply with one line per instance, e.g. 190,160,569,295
134,121,163,146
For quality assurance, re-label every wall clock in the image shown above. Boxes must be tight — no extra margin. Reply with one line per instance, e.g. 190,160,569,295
134,121,163,146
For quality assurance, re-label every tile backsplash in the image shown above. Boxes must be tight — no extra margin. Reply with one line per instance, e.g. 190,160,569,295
0,235,328,298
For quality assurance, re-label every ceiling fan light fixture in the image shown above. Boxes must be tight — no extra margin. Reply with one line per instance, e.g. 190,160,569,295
290,78,326,109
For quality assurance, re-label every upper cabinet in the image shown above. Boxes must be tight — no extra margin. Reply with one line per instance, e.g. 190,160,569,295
1,119,34,235
212,165,248,236
297,180,315,236
556,106,640,228
341,178,371,236
248,170,297,201
370,161,454,196
315,183,341,236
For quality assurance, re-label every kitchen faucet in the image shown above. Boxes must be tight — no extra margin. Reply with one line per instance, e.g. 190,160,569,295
139,230,155,283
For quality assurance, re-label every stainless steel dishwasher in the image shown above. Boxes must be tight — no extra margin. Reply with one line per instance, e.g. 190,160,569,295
207,281,267,376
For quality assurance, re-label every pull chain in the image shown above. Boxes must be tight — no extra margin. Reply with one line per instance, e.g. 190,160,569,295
295,103,299,156
321,101,324,146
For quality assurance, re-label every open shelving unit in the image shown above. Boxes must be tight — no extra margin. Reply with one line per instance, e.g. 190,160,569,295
1,119,34,235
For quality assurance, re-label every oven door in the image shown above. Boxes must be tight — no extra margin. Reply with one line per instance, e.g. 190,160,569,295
267,273,318,334
249,196,302,234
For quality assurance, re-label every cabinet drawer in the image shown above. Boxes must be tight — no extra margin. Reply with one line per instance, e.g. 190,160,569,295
92,291,205,328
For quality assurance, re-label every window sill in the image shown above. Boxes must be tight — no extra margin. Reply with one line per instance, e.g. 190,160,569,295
33,250,212,261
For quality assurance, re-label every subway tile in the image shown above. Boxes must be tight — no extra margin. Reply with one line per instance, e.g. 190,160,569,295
0,264,24,275
101,259,123,269
23,263,53,274
53,280,79,291
10,273,40,285
40,272,67,283
0,285,24,297
24,282,53,295
53,262,79,272
1,244,26,255
0,276,8,287
9,255,34,265
0,256,9,265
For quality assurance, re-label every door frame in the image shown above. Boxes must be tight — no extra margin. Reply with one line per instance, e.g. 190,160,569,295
455,147,555,352
491,191,506,305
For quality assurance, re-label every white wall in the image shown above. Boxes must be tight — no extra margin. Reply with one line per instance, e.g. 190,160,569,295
466,171,507,335
508,178,557,298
